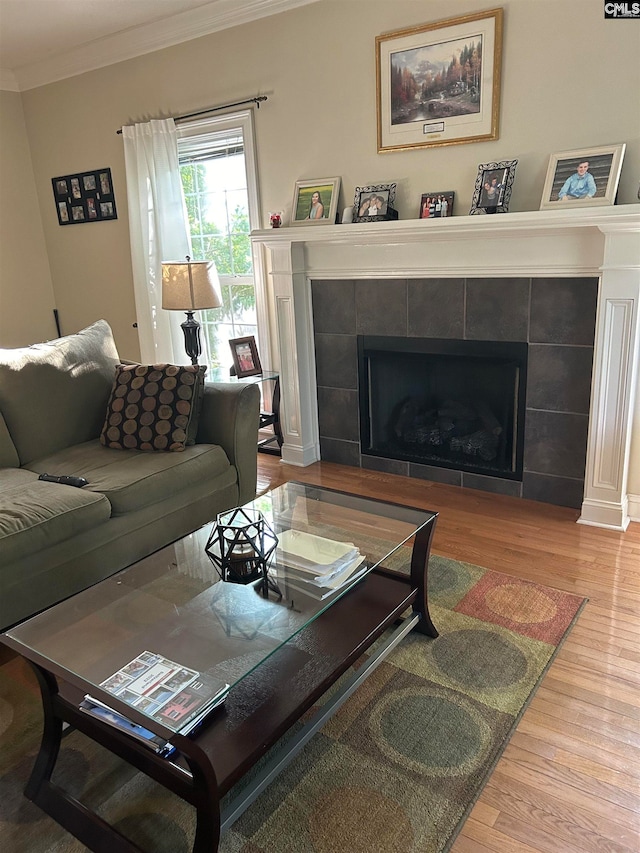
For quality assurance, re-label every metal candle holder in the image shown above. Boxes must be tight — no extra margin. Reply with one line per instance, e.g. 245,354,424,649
205,507,278,594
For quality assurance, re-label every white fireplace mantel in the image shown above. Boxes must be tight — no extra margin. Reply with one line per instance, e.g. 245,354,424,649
252,205,640,530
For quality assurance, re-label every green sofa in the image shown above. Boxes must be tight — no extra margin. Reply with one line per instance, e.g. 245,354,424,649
0,320,260,630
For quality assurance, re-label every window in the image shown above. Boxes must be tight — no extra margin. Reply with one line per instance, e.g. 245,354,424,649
177,111,263,373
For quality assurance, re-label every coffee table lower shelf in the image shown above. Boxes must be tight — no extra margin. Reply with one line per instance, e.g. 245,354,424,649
16,568,437,852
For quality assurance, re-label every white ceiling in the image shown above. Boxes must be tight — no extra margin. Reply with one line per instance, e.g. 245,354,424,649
0,0,320,91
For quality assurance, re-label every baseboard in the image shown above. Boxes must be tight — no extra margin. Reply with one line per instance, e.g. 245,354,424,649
628,492,640,523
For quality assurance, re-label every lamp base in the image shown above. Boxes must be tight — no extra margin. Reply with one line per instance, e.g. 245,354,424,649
181,312,201,365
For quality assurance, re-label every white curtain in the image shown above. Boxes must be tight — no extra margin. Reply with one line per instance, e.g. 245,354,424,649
123,118,190,364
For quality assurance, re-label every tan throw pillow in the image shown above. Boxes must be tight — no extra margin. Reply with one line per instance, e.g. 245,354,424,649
100,364,206,451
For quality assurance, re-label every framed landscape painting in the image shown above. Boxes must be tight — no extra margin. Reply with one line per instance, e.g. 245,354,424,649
376,8,503,152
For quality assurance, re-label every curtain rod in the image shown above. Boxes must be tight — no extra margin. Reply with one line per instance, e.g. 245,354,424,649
116,95,267,134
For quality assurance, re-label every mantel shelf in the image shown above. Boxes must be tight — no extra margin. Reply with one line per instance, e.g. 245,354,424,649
252,203,640,248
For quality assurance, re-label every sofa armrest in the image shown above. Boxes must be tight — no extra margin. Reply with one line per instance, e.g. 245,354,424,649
196,382,260,505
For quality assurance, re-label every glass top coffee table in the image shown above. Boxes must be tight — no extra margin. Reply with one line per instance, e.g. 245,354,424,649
2,481,438,852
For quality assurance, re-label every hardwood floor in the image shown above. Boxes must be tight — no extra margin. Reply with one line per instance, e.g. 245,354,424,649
257,454,640,853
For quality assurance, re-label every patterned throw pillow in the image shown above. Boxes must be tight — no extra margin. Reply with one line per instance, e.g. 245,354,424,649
100,364,206,451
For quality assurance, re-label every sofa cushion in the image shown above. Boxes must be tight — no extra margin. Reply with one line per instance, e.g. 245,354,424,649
25,439,233,515
0,320,120,466
0,413,19,468
100,363,206,451
0,469,111,565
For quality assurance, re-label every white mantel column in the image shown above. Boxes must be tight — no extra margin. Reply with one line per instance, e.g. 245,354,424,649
579,225,640,530
267,239,319,466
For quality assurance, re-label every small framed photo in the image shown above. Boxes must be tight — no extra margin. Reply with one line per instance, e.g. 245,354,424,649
420,191,455,219
539,144,626,210
353,183,398,222
377,8,503,152
51,166,117,226
229,336,262,378
469,160,518,215
291,177,341,226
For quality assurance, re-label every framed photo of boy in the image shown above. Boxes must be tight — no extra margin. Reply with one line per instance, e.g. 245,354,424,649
229,336,262,378
291,177,341,226
376,8,503,153
539,143,626,210
469,160,518,215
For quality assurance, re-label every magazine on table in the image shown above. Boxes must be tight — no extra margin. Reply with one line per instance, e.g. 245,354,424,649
90,651,230,736
79,698,177,757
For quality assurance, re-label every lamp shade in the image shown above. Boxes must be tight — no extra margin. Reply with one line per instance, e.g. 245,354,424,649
162,258,222,311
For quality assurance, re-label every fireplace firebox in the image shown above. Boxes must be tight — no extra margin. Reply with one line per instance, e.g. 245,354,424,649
358,336,528,480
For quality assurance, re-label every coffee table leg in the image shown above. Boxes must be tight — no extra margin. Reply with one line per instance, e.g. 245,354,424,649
24,662,64,801
175,735,222,852
410,515,439,637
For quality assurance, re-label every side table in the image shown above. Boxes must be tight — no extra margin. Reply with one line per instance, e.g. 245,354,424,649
210,369,282,455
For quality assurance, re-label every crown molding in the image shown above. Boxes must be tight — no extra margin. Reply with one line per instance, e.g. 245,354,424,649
6,0,320,92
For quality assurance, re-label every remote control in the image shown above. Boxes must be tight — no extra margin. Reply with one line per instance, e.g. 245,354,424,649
38,473,88,488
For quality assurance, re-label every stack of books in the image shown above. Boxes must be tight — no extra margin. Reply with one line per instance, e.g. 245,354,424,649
80,651,229,756
271,529,368,600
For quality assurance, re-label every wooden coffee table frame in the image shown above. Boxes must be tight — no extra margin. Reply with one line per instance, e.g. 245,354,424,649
4,511,437,853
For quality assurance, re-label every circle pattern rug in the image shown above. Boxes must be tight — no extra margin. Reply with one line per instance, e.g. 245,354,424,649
0,555,585,853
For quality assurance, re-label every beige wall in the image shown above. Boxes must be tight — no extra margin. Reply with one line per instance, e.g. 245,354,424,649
1,0,639,494
0,90,56,346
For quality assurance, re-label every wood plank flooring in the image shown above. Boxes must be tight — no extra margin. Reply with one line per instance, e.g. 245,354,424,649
257,454,640,853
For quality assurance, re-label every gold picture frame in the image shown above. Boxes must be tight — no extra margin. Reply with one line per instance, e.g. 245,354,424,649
376,8,503,153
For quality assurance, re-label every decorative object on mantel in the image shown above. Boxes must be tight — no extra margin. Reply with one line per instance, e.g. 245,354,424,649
161,256,222,365
469,160,517,214
420,191,455,218
52,167,117,225
291,177,341,226
205,506,278,594
539,143,626,211
269,211,283,228
376,8,503,153
353,183,398,222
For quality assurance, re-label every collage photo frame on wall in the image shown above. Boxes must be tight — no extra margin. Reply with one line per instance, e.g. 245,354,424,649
52,167,117,226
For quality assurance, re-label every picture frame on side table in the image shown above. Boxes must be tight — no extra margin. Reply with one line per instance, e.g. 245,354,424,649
469,160,518,214
229,336,262,378
539,143,626,210
353,184,398,222
420,191,455,218
376,8,503,153
291,178,341,225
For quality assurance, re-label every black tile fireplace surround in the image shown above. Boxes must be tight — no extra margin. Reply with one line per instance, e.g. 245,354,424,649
312,277,598,509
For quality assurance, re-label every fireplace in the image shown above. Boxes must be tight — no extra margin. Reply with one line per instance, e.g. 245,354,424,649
358,336,528,480
252,205,640,529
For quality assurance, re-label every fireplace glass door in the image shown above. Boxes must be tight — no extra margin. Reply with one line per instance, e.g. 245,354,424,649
358,337,528,480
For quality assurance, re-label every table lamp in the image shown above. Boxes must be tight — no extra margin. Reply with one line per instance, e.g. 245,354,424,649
161,256,222,365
